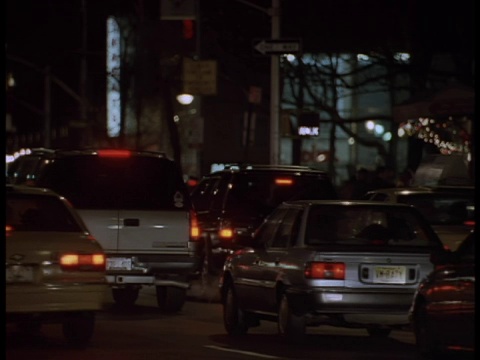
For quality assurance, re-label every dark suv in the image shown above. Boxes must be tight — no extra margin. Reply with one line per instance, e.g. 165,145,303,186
190,164,338,290
6,148,200,312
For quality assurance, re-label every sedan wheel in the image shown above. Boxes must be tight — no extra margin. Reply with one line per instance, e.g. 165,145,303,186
223,284,248,336
277,293,305,342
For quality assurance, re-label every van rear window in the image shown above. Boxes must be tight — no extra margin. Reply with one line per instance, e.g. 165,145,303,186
36,156,189,210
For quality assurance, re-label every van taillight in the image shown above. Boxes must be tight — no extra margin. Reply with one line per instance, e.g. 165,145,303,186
60,253,106,271
305,262,345,280
190,210,200,240
97,149,131,158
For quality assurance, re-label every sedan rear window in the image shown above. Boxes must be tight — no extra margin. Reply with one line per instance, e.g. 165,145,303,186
7,194,83,232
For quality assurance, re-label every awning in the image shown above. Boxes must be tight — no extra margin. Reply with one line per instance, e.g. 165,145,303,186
393,85,474,123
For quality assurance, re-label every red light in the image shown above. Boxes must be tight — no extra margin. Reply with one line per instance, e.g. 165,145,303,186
183,20,194,39
305,262,345,279
464,220,475,227
187,178,198,188
97,149,131,158
275,178,293,185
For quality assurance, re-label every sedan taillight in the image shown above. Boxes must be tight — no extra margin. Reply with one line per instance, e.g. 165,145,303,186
305,262,345,280
60,253,106,271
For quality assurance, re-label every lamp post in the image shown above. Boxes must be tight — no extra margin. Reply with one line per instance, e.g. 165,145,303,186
235,0,281,165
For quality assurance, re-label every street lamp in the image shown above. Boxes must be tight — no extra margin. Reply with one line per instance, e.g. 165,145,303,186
176,93,194,105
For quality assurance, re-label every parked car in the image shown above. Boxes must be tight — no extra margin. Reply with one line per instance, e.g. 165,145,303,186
190,164,338,291
409,230,475,358
6,184,107,347
219,200,448,342
362,186,475,251
6,148,201,311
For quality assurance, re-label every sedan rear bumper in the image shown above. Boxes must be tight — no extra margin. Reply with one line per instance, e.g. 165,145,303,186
6,283,107,313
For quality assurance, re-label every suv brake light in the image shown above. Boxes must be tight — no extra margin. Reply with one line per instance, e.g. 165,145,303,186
219,228,234,239
60,253,106,271
97,149,131,158
190,210,200,240
305,262,345,279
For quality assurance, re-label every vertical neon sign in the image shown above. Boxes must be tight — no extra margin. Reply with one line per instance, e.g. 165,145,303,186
106,17,121,138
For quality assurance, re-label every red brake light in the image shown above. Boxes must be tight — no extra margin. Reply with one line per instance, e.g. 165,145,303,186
97,149,131,158
275,178,293,186
464,220,475,227
60,253,106,271
305,262,345,280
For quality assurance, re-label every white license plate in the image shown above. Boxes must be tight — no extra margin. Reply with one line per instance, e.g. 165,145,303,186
106,257,132,271
6,265,34,283
373,266,406,284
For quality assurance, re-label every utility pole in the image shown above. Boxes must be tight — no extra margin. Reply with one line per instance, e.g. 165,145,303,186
235,0,281,165
80,0,88,146
270,0,280,165
44,66,51,147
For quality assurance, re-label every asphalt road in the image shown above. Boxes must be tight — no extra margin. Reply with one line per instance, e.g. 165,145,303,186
6,284,474,360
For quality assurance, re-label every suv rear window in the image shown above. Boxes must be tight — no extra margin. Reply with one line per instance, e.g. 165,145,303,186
36,156,189,210
225,172,336,215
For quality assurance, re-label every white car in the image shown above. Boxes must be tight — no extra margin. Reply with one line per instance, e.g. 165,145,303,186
6,184,107,347
362,186,475,251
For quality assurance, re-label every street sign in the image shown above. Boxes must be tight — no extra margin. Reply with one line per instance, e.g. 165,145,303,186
253,38,302,56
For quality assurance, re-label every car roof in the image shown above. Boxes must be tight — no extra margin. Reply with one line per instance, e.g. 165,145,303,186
282,199,416,208
209,164,329,176
6,184,60,197
366,185,475,195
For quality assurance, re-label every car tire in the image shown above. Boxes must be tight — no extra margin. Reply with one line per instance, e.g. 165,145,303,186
62,311,95,347
277,293,305,342
223,284,248,336
366,326,391,338
156,286,186,313
112,287,139,308
413,301,440,359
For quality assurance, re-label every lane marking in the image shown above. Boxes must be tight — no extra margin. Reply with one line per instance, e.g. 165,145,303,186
204,345,282,359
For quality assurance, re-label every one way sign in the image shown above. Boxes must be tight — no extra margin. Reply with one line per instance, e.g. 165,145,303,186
253,38,302,56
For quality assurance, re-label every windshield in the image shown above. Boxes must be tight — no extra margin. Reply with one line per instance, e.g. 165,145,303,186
305,204,438,248
397,193,474,225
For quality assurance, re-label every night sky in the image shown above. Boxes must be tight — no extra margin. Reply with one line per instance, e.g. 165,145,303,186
6,0,474,135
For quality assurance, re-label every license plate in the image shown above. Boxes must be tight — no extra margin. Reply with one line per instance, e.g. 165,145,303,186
6,265,34,283
373,266,406,284
106,257,132,271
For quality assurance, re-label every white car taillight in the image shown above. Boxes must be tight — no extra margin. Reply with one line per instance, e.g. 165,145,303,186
60,253,106,271
305,262,345,280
